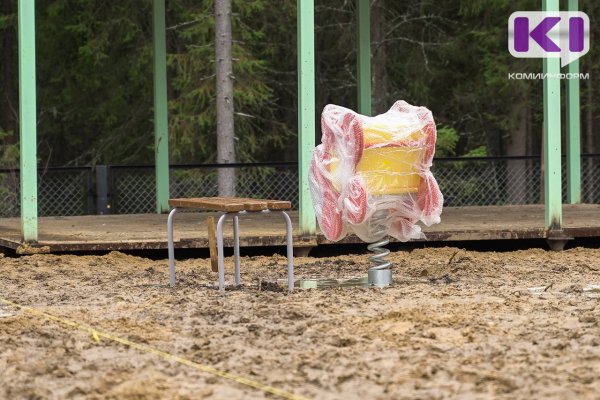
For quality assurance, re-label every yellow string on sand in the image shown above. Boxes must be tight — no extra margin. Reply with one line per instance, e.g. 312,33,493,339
0,297,307,400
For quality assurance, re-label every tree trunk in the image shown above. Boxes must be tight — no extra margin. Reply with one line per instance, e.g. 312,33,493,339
585,78,593,154
0,0,17,140
371,0,388,115
585,78,594,202
215,0,235,196
506,101,528,204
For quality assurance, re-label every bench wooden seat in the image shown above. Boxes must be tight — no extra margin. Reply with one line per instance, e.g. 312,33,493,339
167,196,295,291
168,197,292,212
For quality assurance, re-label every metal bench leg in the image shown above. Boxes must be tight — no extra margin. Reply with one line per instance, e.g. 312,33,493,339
233,214,241,286
216,213,229,291
167,208,177,288
280,211,294,292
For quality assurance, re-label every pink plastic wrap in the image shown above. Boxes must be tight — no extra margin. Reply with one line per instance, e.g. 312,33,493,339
309,100,443,243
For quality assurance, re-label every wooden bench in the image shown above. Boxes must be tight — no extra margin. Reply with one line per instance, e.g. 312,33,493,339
166,197,294,291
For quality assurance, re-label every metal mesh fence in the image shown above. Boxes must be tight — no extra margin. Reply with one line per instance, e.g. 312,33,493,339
432,158,543,206
110,168,156,214
580,156,600,203
0,168,92,217
0,156,598,217
39,169,92,216
432,156,600,206
0,170,19,217
111,164,299,214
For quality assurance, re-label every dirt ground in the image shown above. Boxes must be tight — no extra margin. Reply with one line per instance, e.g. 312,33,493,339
0,246,599,399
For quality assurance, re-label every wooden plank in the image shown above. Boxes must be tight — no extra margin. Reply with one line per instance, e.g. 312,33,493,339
232,198,269,211
168,198,247,212
168,197,291,212
0,237,19,250
263,200,292,210
0,205,598,254
207,216,218,272
231,197,291,211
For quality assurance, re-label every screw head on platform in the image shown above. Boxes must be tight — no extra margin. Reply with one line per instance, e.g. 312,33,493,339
368,269,392,287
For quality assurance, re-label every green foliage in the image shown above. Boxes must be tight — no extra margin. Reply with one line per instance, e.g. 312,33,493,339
0,13,14,29
435,126,459,157
35,0,154,165
376,0,545,156
1,0,598,168
2,0,293,166
464,145,487,158
0,129,18,166
167,0,292,163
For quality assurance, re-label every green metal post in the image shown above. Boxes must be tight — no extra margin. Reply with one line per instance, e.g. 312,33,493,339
357,0,371,115
18,0,38,241
566,0,581,204
542,0,562,229
153,0,170,213
297,0,316,235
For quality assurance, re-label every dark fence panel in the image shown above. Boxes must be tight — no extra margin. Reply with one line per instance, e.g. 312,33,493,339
0,167,93,217
581,155,600,204
110,162,298,214
431,155,599,205
0,155,598,217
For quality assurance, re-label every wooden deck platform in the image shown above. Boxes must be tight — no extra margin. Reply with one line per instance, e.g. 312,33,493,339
0,205,599,254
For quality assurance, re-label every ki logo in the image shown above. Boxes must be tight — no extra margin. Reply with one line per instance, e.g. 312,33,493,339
509,12,590,67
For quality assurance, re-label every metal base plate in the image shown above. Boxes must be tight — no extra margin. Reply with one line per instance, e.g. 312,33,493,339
368,269,393,287
294,276,368,289
286,270,394,290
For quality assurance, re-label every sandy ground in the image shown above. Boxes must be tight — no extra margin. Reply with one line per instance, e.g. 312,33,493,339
0,246,599,399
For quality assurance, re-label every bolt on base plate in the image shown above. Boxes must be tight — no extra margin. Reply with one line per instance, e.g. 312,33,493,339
368,269,393,287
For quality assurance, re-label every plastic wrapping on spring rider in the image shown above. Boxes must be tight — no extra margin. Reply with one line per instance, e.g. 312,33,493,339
309,100,443,243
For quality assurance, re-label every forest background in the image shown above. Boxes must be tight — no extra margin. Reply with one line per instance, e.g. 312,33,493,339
0,0,598,169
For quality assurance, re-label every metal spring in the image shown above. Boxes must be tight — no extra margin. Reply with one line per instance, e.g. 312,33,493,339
367,238,391,272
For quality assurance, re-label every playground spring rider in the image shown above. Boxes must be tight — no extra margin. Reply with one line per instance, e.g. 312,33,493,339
309,100,444,286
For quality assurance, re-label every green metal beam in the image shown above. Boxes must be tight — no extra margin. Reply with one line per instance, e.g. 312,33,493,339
566,0,581,204
153,0,170,213
297,0,316,235
18,0,38,241
542,0,562,230
357,0,371,116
